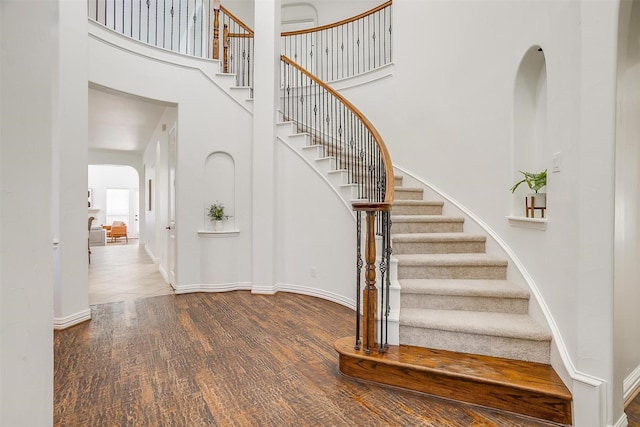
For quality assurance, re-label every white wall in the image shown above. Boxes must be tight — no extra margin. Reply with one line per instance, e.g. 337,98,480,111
615,0,640,411
275,137,356,306
53,0,91,330
88,164,140,233
1,1,55,424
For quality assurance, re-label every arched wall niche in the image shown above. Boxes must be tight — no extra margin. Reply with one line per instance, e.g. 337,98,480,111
205,151,236,228
512,45,548,217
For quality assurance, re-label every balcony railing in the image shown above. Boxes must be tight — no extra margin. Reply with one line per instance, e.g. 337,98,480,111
219,6,253,89
88,0,254,89
281,0,392,83
89,0,215,58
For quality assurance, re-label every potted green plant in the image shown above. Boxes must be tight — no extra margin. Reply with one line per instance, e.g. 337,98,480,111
510,169,547,217
208,202,228,230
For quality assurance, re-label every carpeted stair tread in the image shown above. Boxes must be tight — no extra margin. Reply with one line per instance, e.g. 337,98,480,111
392,232,486,243
400,279,530,299
395,253,508,267
393,200,444,207
391,215,465,223
400,308,551,341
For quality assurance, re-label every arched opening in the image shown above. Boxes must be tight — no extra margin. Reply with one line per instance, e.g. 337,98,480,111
512,46,548,217
88,164,139,240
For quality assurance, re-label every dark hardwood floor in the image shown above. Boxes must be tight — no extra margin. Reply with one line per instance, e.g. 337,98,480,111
628,391,640,427
54,291,635,426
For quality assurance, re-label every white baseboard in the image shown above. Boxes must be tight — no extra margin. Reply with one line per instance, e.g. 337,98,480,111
272,283,355,310
144,244,159,264
610,413,629,427
624,364,640,406
173,282,252,294
173,282,356,312
159,264,169,283
53,308,91,330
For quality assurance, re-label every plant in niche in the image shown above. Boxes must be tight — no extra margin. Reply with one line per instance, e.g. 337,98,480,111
510,169,547,194
208,202,228,221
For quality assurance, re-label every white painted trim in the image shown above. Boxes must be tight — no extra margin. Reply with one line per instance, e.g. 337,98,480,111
173,282,253,294
144,244,159,264
394,164,608,424
175,281,357,311
197,229,240,238
273,283,356,310
610,413,628,427
159,264,169,284
328,63,395,91
506,215,548,231
624,364,640,404
53,309,91,330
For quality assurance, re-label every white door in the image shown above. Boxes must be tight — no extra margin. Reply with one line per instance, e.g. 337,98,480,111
167,126,177,286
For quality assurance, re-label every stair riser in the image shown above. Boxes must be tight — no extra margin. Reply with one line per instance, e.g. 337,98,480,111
393,241,486,255
392,222,464,233
397,264,507,280
399,326,550,364
394,177,403,187
400,294,529,314
395,190,424,200
336,349,570,425
392,205,443,215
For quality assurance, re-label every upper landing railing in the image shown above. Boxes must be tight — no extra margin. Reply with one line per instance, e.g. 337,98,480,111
88,0,253,88
281,0,392,83
89,1,392,89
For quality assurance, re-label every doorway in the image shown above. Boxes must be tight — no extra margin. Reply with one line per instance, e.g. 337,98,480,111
89,164,140,240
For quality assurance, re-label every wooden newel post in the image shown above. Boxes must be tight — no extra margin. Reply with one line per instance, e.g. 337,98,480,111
212,8,220,59
223,24,229,73
362,210,377,353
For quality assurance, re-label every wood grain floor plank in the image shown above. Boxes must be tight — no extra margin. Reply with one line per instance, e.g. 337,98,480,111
53,291,583,426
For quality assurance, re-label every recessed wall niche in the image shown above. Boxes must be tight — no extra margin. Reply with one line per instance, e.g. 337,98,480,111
512,46,548,217
205,152,235,229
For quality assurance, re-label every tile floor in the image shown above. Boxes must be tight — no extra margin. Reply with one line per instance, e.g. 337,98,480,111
88,239,174,305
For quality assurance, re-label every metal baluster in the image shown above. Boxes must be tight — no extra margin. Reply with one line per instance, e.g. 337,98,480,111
389,6,393,64
170,0,174,51
379,208,387,352
192,0,196,56
154,0,157,45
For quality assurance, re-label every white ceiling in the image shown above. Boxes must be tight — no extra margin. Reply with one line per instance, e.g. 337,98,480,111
88,84,173,152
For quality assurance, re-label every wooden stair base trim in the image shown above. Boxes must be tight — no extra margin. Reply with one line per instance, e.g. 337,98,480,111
334,337,572,425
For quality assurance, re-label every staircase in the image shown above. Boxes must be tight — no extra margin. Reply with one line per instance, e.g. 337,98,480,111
277,120,572,423
337,173,572,425
392,175,553,365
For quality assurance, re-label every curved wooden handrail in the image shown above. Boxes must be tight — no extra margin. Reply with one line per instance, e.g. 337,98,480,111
220,5,254,36
281,55,394,204
281,0,392,37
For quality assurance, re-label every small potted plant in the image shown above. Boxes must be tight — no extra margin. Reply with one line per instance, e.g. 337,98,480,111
510,169,547,217
208,202,228,230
